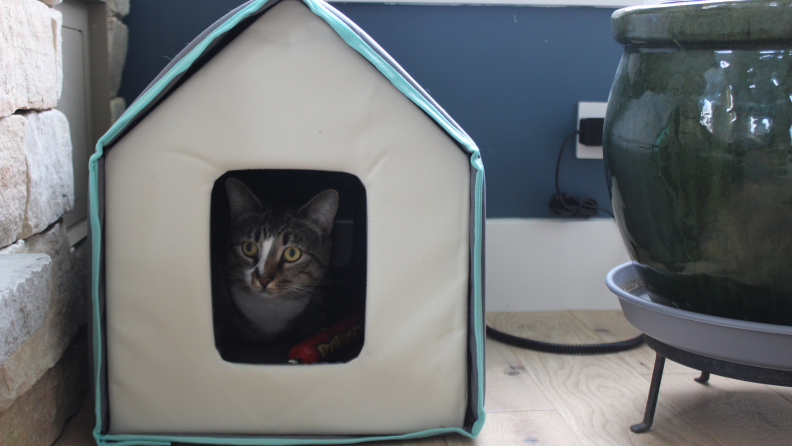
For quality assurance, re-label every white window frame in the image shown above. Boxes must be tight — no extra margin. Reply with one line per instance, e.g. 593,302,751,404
57,0,112,247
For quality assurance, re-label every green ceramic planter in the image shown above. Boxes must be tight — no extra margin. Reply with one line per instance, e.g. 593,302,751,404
604,0,792,326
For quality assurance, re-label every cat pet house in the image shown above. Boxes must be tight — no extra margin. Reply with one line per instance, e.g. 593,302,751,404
88,0,485,444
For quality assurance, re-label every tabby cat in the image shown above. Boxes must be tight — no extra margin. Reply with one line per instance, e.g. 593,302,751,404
217,178,338,343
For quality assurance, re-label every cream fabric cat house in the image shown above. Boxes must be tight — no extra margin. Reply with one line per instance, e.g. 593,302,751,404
88,0,485,444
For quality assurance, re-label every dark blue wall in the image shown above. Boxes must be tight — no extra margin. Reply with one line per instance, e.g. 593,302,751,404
119,2,623,218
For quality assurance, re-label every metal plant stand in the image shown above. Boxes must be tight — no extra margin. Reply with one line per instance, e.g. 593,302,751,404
631,336,792,433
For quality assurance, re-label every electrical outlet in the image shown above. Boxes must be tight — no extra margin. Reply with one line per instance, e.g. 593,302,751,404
576,102,608,159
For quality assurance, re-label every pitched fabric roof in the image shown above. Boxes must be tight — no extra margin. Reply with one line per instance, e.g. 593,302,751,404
88,1,486,444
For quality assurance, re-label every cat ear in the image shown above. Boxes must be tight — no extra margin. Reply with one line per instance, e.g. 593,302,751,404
297,190,338,236
226,178,262,221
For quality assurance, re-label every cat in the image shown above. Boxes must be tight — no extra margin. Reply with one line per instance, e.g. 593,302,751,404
216,178,339,344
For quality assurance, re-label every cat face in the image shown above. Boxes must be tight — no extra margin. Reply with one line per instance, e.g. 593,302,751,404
224,178,338,300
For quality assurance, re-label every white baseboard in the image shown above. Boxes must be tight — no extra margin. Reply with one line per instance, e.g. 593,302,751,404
485,218,630,312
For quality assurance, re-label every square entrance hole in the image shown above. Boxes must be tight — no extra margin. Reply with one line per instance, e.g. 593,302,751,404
210,170,366,365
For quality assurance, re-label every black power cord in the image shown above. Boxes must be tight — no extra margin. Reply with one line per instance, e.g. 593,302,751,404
485,122,644,354
487,325,645,355
548,130,614,219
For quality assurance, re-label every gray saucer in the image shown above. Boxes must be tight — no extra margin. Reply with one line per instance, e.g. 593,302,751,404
606,262,792,372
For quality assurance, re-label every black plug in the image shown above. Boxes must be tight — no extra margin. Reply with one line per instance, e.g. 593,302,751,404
578,118,604,146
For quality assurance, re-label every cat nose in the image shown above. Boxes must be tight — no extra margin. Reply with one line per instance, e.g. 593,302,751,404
258,276,273,288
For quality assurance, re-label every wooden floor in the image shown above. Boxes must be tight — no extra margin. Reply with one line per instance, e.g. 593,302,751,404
55,311,792,446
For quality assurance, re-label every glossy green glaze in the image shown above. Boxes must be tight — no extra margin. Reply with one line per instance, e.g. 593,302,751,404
605,0,792,326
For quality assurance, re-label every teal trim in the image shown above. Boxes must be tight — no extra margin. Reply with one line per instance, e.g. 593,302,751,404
306,0,487,437
99,441,171,446
88,0,485,444
89,1,273,443
98,426,468,446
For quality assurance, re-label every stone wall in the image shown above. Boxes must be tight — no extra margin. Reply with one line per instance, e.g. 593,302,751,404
0,0,127,444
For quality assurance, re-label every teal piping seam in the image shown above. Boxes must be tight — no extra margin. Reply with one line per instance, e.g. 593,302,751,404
101,442,171,446
300,4,485,435
304,2,486,436
88,0,485,444
97,427,466,446
89,1,272,444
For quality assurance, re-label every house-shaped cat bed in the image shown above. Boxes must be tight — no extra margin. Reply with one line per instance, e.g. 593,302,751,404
88,0,485,444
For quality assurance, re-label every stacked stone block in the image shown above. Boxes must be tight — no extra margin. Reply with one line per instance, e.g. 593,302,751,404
0,0,90,444
0,116,27,247
0,112,73,247
0,0,63,117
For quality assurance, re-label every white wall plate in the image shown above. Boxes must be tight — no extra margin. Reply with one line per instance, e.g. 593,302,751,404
576,101,608,159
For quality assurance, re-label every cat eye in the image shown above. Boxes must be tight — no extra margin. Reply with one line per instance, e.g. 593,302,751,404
283,246,302,262
242,241,258,257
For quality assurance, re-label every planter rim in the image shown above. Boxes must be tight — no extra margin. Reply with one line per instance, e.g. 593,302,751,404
613,0,792,47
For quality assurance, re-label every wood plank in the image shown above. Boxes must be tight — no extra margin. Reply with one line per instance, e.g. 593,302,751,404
445,410,585,446
487,311,601,344
656,373,792,446
614,346,701,377
62,311,792,446
570,310,642,343
507,340,721,444
570,310,699,376
485,338,554,412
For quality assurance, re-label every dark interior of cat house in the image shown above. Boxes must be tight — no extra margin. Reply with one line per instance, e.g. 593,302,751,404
210,170,367,365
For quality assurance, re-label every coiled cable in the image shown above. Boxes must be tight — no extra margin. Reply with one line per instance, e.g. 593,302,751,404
486,325,645,355
548,130,614,219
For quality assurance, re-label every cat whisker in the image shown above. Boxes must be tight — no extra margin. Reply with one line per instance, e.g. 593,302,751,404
280,287,323,300
280,286,330,307
286,288,332,310
216,181,340,341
